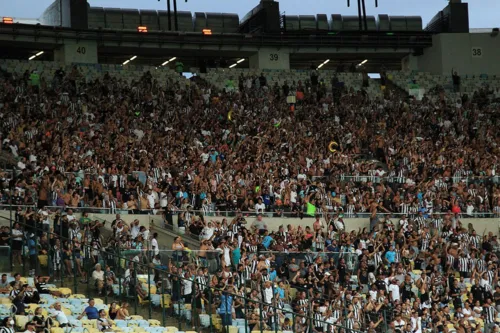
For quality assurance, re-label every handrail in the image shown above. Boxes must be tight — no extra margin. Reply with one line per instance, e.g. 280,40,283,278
0,204,499,218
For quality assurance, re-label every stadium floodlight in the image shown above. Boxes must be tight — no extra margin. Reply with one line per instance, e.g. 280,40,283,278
357,59,368,67
229,63,237,68
169,57,177,62
237,58,245,64
130,56,137,61
161,60,170,66
2,17,14,24
29,51,44,61
123,60,130,65
317,59,330,69
202,29,212,35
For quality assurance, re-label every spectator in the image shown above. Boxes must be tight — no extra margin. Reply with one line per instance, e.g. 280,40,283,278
78,298,99,320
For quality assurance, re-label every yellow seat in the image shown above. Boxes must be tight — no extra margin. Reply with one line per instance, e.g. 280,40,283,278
62,307,72,316
38,255,48,267
289,288,297,300
88,329,100,333
165,327,178,333
81,319,97,329
51,328,64,333
129,315,143,320
69,294,87,299
134,328,146,333
93,298,104,305
0,298,11,304
15,315,29,331
228,327,238,333
58,288,72,297
148,320,160,327
412,270,422,275
138,296,150,306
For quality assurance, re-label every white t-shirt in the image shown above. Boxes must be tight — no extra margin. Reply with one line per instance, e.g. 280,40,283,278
255,203,266,213
50,309,69,324
147,194,155,208
92,270,104,282
182,278,192,295
201,227,215,241
411,317,421,333
388,283,400,302
151,238,159,255
131,225,140,239
263,287,273,304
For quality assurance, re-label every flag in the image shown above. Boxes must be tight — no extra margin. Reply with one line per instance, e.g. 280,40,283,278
306,202,317,216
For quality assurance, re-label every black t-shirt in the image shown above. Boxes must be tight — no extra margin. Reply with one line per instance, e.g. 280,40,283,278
375,279,387,291
494,291,500,306
0,231,9,246
36,282,50,294
449,286,461,301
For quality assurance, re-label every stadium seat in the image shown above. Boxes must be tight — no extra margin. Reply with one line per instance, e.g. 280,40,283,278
81,319,97,329
148,320,161,327
58,288,72,297
15,315,29,330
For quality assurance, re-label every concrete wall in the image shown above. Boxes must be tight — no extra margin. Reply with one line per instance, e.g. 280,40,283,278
417,33,500,76
1,210,498,243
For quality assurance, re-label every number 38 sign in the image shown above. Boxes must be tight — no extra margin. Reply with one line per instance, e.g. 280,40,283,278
471,47,483,58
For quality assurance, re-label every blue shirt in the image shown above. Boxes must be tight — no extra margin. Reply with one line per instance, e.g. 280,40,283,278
385,251,396,264
275,286,284,298
262,194,271,206
209,151,219,163
232,248,241,267
269,270,277,281
262,236,273,249
84,306,99,319
219,294,233,314
28,239,36,255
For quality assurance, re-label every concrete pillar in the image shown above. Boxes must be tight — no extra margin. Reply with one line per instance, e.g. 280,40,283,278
401,54,419,71
54,40,98,64
249,48,290,70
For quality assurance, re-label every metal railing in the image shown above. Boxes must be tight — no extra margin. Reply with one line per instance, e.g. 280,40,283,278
1,204,499,218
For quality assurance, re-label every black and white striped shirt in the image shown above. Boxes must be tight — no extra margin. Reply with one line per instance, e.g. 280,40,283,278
314,313,324,328
483,305,496,324
458,258,469,272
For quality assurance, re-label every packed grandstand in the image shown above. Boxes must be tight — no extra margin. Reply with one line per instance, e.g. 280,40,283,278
2,0,500,333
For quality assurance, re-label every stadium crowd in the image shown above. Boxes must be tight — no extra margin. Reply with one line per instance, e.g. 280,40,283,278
0,65,499,219
0,63,500,333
